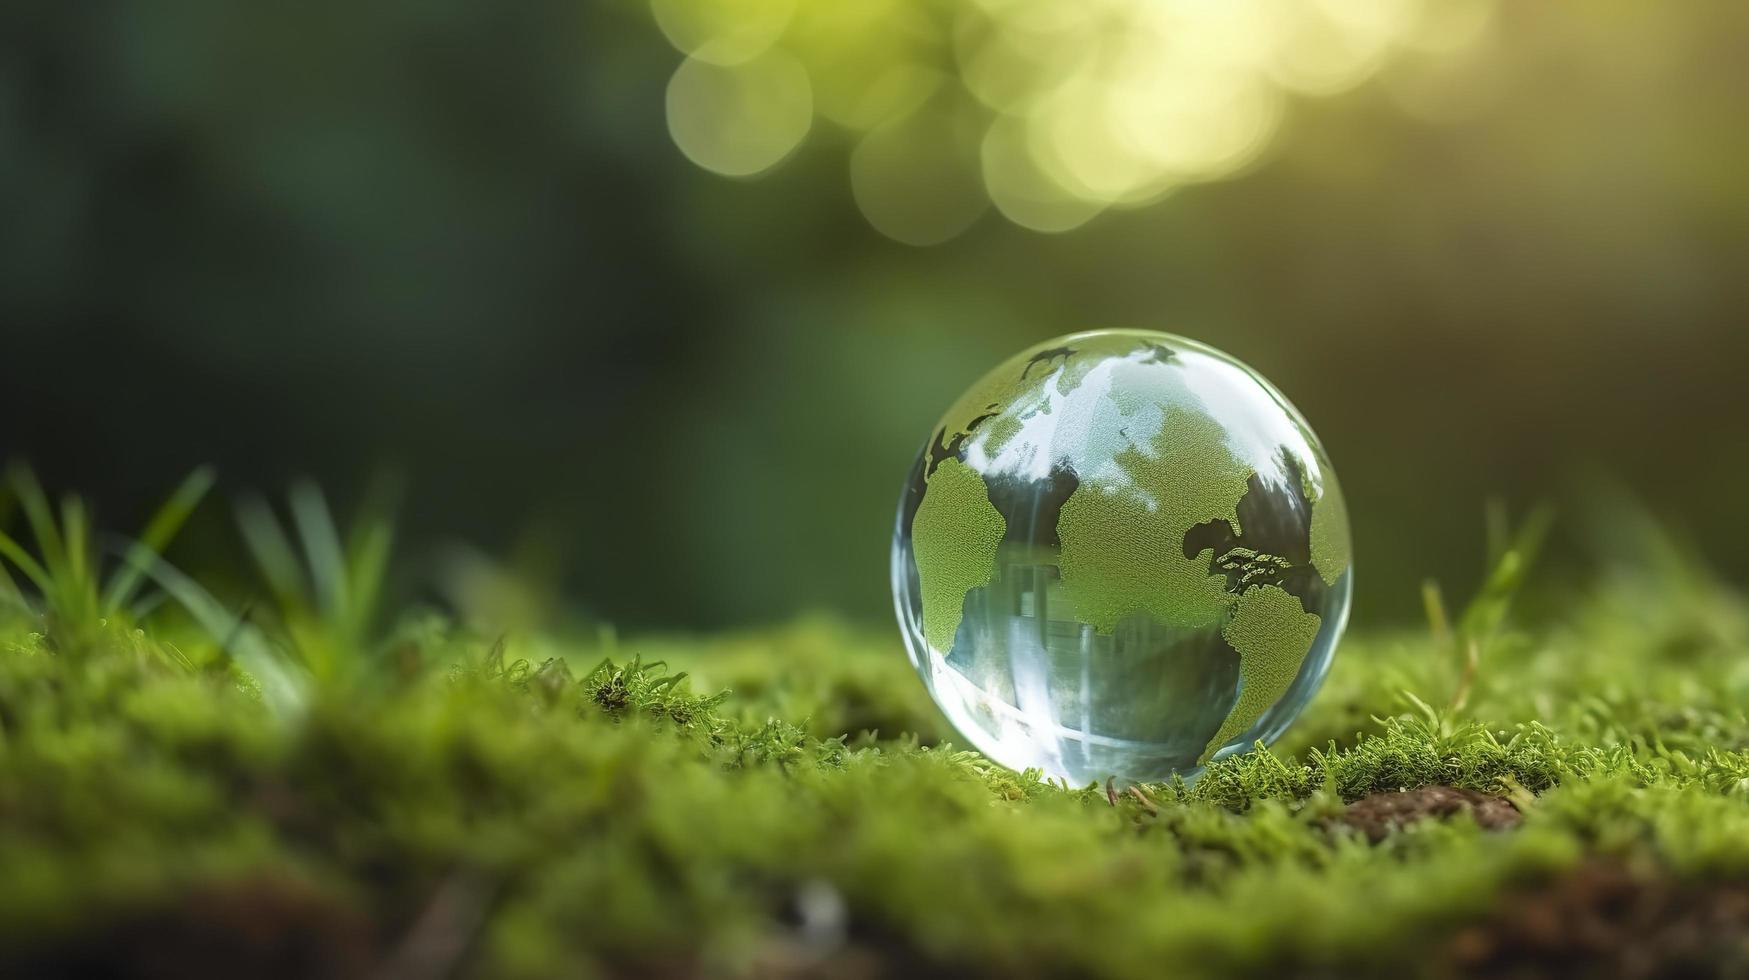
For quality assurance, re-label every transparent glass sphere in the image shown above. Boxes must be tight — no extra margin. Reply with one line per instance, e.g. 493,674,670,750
892,330,1351,785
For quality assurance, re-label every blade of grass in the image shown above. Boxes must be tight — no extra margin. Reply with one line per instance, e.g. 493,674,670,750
60,496,94,619
235,493,307,610
101,466,216,617
0,488,16,602
289,481,347,621
343,519,393,642
0,527,53,593
5,464,67,583
340,470,401,641
132,548,305,715
1483,496,1510,569
1458,505,1553,642
1421,579,1451,649
127,589,169,621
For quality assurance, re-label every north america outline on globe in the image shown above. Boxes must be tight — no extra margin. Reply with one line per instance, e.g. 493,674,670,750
908,331,1352,768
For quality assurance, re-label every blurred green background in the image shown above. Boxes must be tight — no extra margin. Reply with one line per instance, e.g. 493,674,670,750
2,0,1745,629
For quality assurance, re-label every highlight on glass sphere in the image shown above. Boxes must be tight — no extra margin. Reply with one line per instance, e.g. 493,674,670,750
891,330,1351,785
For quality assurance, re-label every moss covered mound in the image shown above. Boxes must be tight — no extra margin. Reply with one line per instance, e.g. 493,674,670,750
3,551,1749,977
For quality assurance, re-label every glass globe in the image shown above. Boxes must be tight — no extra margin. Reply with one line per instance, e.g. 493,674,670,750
891,330,1351,785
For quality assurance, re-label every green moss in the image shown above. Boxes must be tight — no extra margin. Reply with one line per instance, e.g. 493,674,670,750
910,458,1006,653
7,467,1749,976
4,550,1749,977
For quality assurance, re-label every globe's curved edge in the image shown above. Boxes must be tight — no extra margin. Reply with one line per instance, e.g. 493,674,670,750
893,329,1352,784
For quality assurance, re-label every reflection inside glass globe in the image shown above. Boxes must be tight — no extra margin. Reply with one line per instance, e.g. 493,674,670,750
891,330,1351,785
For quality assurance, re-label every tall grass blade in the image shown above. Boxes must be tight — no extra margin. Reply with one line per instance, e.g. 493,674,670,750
60,496,94,619
134,550,305,715
289,481,347,621
101,466,216,616
0,488,16,603
340,470,401,640
1458,505,1553,642
5,464,67,582
343,520,393,641
235,494,307,609
0,527,53,593
127,589,169,622
62,497,89,592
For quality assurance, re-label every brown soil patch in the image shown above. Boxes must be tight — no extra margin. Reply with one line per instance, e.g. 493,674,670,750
1339,785,1522,842
6,875,375,980
1446,861,1749,978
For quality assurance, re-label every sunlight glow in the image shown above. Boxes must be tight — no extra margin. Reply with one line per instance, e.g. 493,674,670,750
656,0,1496,241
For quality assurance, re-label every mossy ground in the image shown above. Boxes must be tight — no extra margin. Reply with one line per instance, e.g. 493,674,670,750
3,486,1749,977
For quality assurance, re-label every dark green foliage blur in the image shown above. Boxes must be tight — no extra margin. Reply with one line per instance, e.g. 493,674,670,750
3,1,1747,629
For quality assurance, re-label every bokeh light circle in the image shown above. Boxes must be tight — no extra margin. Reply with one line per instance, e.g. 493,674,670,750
650,0,795,65
655,0,1499,241
666,50,813,177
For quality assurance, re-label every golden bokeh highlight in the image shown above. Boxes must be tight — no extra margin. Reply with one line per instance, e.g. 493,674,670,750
657,0,1496,241
651,0,794,65
666,50,813,177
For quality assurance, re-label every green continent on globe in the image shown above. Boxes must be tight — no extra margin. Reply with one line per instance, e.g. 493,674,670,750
1055,408,1253,632
1309,478,1351,586
911,458,1007,654
1198,585,1323,764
